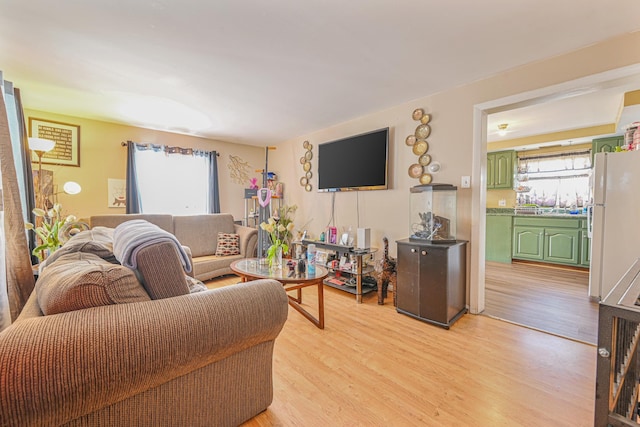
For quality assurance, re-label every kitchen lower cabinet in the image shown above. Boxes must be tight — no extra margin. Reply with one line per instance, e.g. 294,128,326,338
486,215,512,263
512,226,544,260
512,216,585,267
544,228,580,265
395,239,467,329
580,220,590,267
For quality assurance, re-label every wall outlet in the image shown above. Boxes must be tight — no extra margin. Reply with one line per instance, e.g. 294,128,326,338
498,199,506,207
461,176,471,188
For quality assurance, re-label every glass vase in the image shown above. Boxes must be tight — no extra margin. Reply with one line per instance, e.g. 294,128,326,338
269,245,283,269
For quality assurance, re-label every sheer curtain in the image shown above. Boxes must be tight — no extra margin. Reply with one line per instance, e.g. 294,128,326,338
0,71,36,329
126,142,220,215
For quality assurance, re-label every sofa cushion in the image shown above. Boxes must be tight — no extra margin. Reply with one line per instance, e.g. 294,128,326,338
173,214,235,258
36,252,150,315
38,227,117,274
215,232,240,256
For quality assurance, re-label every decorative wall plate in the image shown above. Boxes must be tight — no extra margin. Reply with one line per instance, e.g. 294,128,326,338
415,124,431,139
306,171,312,179
300,177,308,186
408,163,422,178
303,140,310,149
419,173,433,185
412,108,424,121
300,156,306,164
405,135,417,146
305,183,312,192
418,153,432,166
305,150,313,160
303,162,311,172
420,114,431,124
412,140,428,156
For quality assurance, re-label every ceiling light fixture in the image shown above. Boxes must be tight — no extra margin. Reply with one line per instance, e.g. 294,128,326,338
497,123,509,137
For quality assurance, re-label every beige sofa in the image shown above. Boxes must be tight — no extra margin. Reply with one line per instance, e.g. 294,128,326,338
88,213,258,281
0,227,288,427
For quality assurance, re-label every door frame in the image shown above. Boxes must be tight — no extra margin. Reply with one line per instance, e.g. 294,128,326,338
468,63,640,314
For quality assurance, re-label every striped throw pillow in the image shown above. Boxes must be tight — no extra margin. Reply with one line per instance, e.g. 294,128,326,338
215,232,240,256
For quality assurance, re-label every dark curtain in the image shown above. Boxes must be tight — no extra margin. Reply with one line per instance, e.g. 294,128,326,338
14,88,37,263
208,150,220,213
0,75,35,323
125,141,141,214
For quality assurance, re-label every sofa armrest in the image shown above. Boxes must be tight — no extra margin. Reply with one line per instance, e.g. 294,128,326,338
0,279,288,427
234,224,258,258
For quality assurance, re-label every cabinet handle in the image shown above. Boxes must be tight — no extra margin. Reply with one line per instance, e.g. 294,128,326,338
411,248,416,253
421,250,427,256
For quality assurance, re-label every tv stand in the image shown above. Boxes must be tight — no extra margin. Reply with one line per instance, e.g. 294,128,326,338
301,239,377,303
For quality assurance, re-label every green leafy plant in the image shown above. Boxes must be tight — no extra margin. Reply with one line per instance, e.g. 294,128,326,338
259,204,297,267
25,203,76,260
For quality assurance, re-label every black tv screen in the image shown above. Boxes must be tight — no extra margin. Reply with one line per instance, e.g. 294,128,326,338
317,127,389,192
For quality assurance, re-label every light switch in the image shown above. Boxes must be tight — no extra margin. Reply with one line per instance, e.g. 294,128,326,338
461,176,471,188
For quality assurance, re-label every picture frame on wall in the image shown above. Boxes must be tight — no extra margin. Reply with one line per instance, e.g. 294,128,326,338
29,117,80,167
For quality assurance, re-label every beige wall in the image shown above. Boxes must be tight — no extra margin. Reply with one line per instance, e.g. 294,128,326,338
270,31,640,281
25,109,265,220
22,31,640,312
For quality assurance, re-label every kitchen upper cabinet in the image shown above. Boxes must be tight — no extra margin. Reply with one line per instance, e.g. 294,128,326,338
592,136,624,162
487,150,515,190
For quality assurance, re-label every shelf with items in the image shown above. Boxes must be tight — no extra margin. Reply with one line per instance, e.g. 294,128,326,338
301,239,378,303
243,195,282,228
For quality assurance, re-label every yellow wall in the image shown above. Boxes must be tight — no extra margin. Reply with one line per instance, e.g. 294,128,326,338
25,109,266,220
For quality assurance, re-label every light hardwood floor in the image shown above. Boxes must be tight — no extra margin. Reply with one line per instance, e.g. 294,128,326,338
207,274,596,426
484,261,598,344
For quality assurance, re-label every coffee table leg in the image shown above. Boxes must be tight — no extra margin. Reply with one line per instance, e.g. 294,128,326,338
285,280,324,329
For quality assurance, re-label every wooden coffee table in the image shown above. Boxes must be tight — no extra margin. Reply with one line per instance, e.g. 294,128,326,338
230,259,329,329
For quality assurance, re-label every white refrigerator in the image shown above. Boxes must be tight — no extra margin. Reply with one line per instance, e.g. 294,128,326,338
588,149,640,300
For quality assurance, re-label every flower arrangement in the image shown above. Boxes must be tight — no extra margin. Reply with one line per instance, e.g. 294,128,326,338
25,203,76,260
259,204,297,268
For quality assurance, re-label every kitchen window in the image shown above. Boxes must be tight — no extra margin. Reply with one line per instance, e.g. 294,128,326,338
516,150,591,208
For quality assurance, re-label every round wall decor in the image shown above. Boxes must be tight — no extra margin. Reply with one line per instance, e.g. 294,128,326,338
406,108,440,183
300,141,313,191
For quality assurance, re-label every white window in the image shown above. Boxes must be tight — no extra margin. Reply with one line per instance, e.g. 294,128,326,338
134,147,210,215
516,150,591,208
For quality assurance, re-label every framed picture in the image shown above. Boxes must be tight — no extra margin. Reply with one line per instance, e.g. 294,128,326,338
29,117,80,167
315,250,328,266
107,178,127,208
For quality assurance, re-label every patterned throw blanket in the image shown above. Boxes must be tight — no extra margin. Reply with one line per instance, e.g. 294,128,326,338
113,219,192,273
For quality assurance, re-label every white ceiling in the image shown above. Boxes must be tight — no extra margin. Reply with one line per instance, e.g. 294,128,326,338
1,1,640,146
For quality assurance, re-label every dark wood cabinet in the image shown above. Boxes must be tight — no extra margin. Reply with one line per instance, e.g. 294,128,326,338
395,239,467,329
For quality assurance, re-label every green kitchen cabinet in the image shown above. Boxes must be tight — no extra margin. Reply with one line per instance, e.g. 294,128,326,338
487,150,515,190
580,220,590,267
486,215,512,263
544,228,580,265
512,226,544,260
512,216,586,267
592,136,624,162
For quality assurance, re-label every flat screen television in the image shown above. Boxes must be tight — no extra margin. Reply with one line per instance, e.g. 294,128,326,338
317,127,389,192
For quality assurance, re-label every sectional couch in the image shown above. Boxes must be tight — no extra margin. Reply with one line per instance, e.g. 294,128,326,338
88,213,258,281
0,224,288,426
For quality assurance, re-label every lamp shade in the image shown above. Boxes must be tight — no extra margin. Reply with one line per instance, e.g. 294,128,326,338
62,181,82,195
28,137,56,152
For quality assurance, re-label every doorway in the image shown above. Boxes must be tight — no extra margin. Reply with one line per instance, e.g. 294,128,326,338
470,64,640,342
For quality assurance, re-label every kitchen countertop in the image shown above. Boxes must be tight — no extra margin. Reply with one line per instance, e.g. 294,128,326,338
486,208,587,218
